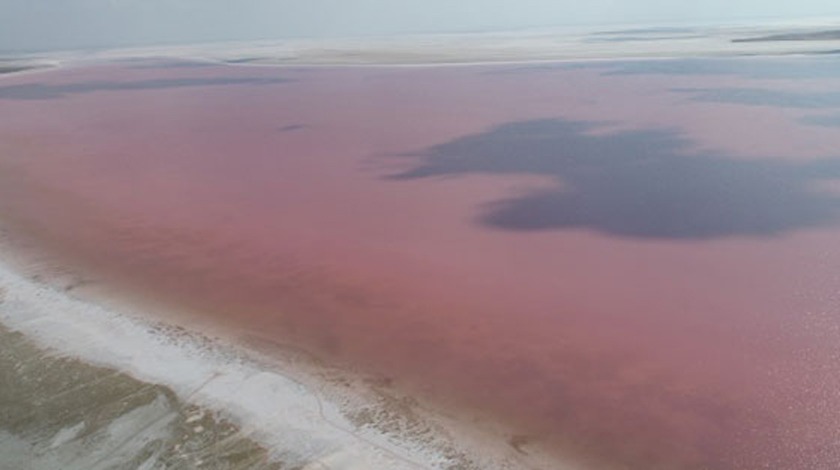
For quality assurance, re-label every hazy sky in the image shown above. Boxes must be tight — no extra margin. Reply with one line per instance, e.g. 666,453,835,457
2,0,839,52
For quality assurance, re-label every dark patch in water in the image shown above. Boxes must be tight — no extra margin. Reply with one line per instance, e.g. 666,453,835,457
801,113,840,127
601,58,840,79
0,77,290,100
733,29,840,43
494,57,840,80
277,124,308,133
675,87,840,109
390,119,840,239
128,60,221,70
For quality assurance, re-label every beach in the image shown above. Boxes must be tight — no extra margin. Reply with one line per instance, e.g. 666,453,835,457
0,236,552,469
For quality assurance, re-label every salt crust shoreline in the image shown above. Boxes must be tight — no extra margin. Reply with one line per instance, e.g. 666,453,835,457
0,256,571,470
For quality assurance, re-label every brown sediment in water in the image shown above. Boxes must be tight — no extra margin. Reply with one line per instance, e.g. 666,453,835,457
2,58,840,469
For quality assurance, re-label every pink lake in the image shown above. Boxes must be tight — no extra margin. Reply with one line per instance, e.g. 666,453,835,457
2,57,840,469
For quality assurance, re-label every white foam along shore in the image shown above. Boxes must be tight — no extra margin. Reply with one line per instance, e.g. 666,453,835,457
0,253,573,470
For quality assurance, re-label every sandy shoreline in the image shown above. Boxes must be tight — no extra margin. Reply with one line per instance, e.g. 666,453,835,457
0,246,567,469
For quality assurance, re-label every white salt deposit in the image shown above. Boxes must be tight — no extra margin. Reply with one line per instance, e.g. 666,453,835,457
0,260,563,469
0,262,414,468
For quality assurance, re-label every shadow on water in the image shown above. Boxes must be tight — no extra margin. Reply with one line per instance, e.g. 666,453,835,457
276,124,308,133
493,57,840,80
388,119,840,239
598,57,840,79
107,58,224,70
673,86,840,129
0,77,290,100
675,87,840,109
802,113,840,127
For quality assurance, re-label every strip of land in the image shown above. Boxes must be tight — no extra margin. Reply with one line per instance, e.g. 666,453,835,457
0,251,564,469
733,29,840,43
3,20,838,69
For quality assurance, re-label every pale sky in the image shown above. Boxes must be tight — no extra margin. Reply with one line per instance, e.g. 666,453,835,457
1,0,839,52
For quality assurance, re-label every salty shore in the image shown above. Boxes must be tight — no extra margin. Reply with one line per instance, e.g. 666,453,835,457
0,233,564,469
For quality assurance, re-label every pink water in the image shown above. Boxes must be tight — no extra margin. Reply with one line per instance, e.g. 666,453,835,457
2,59,840,469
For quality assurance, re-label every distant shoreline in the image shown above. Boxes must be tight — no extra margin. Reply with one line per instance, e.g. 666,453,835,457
0,61,59,78
3,20,838,70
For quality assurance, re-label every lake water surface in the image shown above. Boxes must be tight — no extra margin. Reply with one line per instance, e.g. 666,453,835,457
2,57,840,469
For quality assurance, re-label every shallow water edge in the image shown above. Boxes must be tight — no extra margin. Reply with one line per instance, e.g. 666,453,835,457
0,251,567,470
